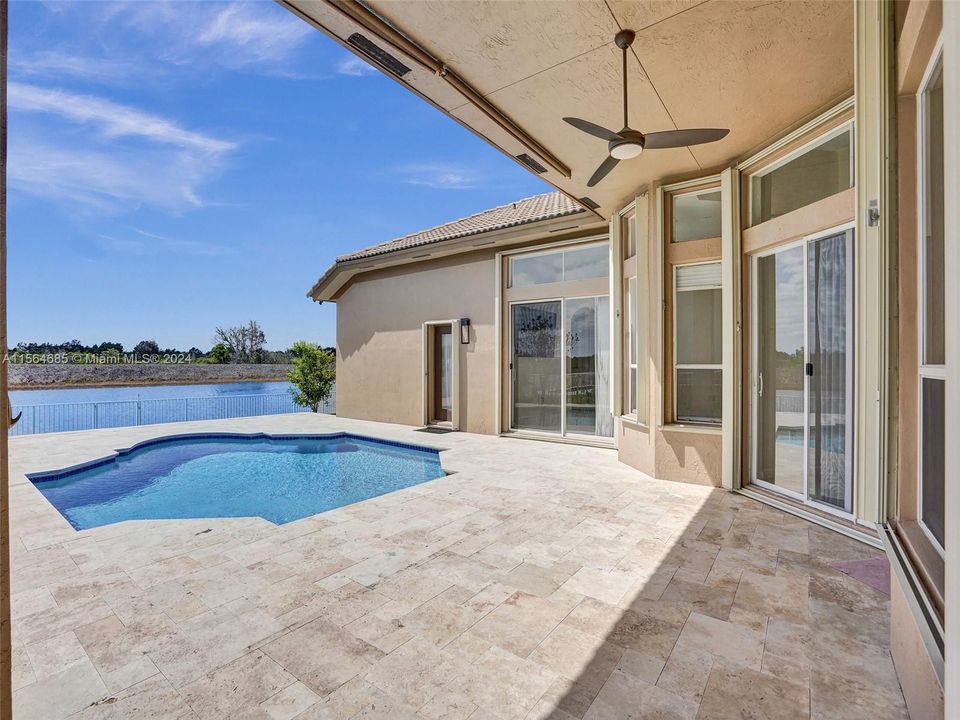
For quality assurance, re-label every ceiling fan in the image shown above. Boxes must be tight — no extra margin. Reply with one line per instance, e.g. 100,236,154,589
563,30,730,187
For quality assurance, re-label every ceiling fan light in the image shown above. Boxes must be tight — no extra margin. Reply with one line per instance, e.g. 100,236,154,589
610,142,643,160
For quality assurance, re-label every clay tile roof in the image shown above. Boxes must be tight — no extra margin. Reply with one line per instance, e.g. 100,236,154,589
336,191,585,262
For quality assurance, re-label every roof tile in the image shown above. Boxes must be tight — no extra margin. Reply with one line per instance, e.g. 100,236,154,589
337,191,585,262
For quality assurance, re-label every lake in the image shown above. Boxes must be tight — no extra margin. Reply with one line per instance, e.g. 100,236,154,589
10,381,335,436
11,380,293,405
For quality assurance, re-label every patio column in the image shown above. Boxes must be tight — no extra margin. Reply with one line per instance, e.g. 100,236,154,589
854,0,895,523
0,2,11,715
942,1,960,715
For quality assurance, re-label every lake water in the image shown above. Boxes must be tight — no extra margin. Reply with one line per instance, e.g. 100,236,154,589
9,381,335,436
11,381,293,406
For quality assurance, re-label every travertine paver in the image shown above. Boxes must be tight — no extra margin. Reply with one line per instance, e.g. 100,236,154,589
9,413,908,719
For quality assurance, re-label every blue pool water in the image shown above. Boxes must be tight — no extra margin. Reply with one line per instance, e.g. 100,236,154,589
29,433,444,530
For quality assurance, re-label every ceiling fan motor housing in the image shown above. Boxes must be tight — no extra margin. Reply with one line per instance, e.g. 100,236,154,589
609,129,644,159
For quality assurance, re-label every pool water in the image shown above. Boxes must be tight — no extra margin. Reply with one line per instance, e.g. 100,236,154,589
29,433,445,530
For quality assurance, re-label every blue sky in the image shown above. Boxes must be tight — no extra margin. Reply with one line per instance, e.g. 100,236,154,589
9,1,548,351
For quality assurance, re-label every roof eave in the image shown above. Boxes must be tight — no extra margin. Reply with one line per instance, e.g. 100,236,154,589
307,209,603,302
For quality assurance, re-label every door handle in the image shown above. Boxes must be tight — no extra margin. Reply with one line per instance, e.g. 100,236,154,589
758,373,763,398
805,363,814,377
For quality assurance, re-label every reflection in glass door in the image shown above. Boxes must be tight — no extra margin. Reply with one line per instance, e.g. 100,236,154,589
752,230,853,513
511,298,612,438
755,245,806,498
806,232,851,510
512,302,562,433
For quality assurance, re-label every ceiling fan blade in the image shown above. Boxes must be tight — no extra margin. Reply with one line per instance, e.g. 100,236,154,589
643,128,730,149
563,117,623,142
587,155,620,187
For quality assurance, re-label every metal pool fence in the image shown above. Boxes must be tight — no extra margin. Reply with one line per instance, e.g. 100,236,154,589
10,390,336,437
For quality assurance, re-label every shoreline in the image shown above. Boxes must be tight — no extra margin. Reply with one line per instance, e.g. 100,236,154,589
11,375,290,392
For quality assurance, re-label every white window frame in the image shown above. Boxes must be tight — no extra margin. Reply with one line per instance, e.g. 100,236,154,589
673,260,723,424
917,39,946,555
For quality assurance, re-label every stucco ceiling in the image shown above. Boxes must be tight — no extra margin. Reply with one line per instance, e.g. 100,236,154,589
284,0,853,216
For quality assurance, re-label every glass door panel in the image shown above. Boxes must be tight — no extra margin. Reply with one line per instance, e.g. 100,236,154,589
512,302,562,432
755,246,805,497
752,231,853,513
564,297,613,437
806,232,850,510
434,326,452,422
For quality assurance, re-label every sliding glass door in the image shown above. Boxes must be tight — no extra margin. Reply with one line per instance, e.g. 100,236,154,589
752,229,853,513
511,298,612,438
511,302,562,433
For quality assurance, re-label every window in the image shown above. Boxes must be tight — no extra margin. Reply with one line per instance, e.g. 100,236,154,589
621,198,648,423
627,276,638,416
919,53,944,550
674,263,722,423
509,244,607,287
625,215,637,258
750,125,853,226
672,189,722,243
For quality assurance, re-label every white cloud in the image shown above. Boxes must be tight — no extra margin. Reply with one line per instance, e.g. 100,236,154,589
9,137,224,213
194,3,313,66
395,163,480,190
9,83,235,154
336,56,376,77
95,229,233,257
11,51,142,83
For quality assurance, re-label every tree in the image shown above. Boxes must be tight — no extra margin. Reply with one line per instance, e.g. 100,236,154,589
207,343,232,364
214,320,266,363
287,341,335,412
133,339,160,355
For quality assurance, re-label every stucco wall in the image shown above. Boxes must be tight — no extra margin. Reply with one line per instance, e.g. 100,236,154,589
335,250,497,434
890,574,944,720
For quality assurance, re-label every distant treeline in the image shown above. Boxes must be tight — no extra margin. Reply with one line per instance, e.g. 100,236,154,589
11,336,334,365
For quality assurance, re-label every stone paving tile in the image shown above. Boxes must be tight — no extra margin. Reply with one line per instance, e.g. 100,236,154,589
180,650,296,719
71,673,197,720
10,414,908,720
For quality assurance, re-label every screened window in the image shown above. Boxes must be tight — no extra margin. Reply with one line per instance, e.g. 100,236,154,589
675,263,722,423
919,54,945,550
750,126,853,226
673,189,722,243
509,244,608,287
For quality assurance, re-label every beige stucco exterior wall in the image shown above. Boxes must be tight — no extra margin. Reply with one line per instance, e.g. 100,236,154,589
335,250,497,434
890,575,944,720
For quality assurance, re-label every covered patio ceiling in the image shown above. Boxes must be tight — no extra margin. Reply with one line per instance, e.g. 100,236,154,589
283,0,853,216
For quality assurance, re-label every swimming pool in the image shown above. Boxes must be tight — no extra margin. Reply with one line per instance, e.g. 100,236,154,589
29,433,445,530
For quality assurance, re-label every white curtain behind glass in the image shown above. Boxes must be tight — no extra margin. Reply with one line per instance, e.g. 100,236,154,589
596,296,613,436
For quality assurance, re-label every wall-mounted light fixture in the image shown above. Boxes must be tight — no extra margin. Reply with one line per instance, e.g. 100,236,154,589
459,318,471,345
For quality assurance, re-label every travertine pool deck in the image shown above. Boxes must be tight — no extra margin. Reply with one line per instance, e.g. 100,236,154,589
10,414,908,719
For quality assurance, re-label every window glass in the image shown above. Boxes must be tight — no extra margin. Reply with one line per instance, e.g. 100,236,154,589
676,369,722,423
750,127,852,225
509,244,608,287
921,377,945,548
923,58,945,366
675,262,722,423
673,189,722,243
563,245,609,282
676,289,722,365
510,251,563,287
625,214,637,258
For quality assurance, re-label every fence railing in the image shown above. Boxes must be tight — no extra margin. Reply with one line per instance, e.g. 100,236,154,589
10,390,336,437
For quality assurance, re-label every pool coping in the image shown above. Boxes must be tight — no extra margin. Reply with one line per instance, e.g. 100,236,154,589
26,431,448,483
